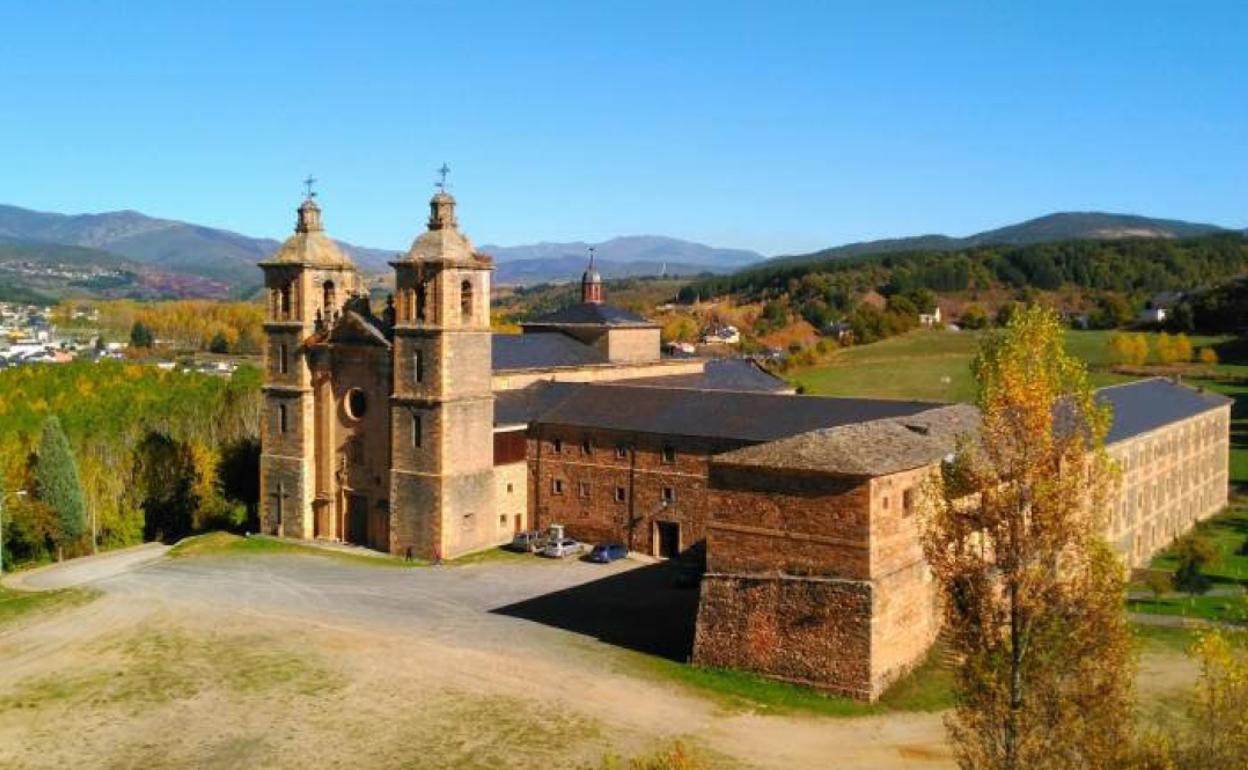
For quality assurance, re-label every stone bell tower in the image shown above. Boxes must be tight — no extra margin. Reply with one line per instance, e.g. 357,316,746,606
257,191,359,539
389,188,497,559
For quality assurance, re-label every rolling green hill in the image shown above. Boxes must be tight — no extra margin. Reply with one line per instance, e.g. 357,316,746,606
762,212,1230,270
685,232,1248,310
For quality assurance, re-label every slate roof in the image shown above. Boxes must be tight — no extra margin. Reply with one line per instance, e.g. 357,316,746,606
1099,377,1232,444
492,333,605,372
524,302,655,327
618,358,791,393
494,381,582,425
711,404,979,477
526,383,940,443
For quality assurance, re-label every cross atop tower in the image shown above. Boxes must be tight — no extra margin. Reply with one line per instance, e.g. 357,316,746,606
435,162,451,191
303,175,317,199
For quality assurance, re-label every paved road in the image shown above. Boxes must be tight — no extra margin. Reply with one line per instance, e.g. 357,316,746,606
96,549,700,662
2,542,170,591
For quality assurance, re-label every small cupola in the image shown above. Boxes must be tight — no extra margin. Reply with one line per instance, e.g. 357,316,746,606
296,196,324,233
581,247,604,304
428,191,458,231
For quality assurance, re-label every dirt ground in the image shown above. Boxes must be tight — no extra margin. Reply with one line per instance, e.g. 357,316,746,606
0,550,1199,770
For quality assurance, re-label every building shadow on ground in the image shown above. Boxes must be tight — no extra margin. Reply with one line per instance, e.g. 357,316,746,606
491,561,701,662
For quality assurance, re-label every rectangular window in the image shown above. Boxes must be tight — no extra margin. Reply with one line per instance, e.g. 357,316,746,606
615,486,627,502
278,403,288,434
553,479,565,495
661,445,676,464
414,349,423,383
582,439,593,456
903,488,916,517
553,438,563,454
662,486,675,503
278,343,289,374
578,481,590,498
411,413,422,448
499,514,507,527
615,445,628,459
506,482,514,494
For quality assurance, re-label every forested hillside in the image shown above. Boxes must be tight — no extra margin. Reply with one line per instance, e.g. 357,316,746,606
0,362,261,567
684,234,1248,307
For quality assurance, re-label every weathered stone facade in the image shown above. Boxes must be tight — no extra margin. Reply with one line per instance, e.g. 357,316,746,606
259,191,508,559
692,381,1231,701
528,426,744,557
1107,401,1231,567
691,463,937,700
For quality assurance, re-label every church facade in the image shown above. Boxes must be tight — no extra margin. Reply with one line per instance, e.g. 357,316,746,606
257,188,758,559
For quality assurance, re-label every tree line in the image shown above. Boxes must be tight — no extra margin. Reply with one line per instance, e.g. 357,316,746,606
684,233,1248,304
0,361,261,567
54,299,265,354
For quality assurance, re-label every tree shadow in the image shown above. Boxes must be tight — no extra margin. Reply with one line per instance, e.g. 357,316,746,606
491,560,701,662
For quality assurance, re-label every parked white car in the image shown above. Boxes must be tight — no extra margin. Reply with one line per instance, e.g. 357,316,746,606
541,538,583,558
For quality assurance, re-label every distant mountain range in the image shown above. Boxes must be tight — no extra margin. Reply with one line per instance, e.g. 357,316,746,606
764,212,1241,269
0,203,1243,302
0,204,762,298
483,236,763,284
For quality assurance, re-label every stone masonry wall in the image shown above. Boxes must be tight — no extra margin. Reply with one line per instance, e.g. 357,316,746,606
529,425,747,556
693,574,875,700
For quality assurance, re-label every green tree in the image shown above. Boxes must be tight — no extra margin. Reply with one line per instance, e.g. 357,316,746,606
35,416,87,561
923,305,1133,770
208,330,231,354
1173,534,1219,598
994,301,1019,327
959,304,989,330
129,320,154,349
1144,570,1172,603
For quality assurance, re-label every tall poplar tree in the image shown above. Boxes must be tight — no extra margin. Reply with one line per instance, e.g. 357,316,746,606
35,415,87,560
923,306,1134,770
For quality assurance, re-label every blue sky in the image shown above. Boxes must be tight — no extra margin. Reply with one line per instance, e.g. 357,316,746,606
1,1,1244,256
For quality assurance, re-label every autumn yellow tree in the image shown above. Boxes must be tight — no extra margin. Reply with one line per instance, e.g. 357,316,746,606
1199,347,1219,366
1173,333,1194,363
1130,627,1248,770
1155,332,1179,365
1108,333,1149,367
923,305,1134,770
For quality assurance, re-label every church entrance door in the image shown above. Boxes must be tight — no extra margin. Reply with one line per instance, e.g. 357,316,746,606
346,495,369,548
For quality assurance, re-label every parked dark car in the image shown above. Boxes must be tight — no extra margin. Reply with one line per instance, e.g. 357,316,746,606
505,530,549,553
588,543,628,563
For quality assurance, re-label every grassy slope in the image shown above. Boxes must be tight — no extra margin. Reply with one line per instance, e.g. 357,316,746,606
169,532,428,568
790,329,1245,483
0,585,98,629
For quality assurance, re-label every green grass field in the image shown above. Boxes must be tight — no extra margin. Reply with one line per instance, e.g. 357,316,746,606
625,646,953,718
789,329,1227,403
789,329,1247,484
1147,506,1248,587
170,532,429,568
